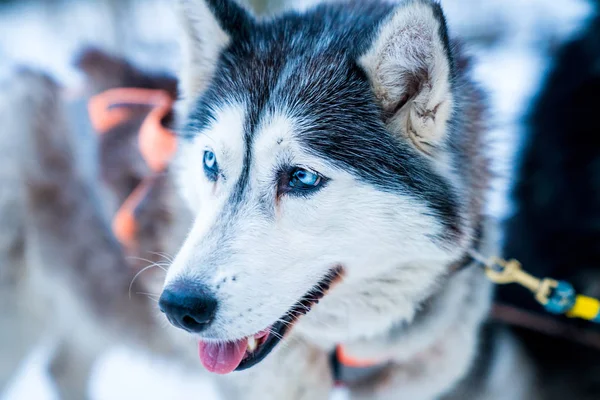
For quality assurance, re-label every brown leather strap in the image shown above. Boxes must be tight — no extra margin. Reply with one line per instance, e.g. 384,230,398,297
491,303,600,351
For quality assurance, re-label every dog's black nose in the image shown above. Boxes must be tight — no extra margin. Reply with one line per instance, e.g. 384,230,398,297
159,283,217,333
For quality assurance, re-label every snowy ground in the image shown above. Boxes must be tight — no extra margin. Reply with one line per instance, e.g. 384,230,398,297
0,0,593,399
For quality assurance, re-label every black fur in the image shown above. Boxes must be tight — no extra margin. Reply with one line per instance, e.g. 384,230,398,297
204,0,253,37
501,5,600,399
502,8,600,317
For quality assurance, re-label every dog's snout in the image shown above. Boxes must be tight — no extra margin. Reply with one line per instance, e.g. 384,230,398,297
159,283,217,333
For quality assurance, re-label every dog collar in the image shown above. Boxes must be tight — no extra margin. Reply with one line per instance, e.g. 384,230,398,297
331,345,389,387
88,87,177,249
331,232,486,386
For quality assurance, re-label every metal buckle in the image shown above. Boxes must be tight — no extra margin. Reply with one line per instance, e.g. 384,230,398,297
481,257,558,305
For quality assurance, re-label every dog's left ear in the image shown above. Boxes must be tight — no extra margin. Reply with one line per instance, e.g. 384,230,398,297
360,0,454,156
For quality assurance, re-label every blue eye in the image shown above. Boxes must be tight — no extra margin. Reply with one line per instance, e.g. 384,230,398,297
203,150,218,181
204,151,215,168
277,167,328,198
290,168,320,187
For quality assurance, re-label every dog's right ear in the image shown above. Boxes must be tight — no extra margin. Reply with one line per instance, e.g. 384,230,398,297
177,0,252,104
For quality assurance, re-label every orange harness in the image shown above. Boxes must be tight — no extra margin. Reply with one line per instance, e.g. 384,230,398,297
88,87,383,376
88,88,177,248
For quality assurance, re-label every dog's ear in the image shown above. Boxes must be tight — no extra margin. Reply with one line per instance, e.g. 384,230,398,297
360,0,454,156
177,0,252,103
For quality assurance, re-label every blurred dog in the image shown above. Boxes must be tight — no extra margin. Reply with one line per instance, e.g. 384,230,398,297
0,51,195,399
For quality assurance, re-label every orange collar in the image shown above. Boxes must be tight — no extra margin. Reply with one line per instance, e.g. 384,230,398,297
332,345,389,387
88,88,177,249
335,345,384,368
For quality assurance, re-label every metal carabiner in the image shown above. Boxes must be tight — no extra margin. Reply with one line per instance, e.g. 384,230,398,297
475,256,559,306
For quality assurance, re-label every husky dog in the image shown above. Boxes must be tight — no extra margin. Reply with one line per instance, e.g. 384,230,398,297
157,0,533,398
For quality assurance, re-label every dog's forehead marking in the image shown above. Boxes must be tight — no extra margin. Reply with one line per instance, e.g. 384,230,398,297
247,112,295,215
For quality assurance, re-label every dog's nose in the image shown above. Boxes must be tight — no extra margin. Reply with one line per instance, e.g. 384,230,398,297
158,283,217,333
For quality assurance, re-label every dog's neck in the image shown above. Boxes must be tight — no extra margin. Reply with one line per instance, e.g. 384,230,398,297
296,218,498,356
339,263,492,362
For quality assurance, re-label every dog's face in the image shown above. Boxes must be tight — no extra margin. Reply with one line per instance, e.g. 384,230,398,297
161,0,478,374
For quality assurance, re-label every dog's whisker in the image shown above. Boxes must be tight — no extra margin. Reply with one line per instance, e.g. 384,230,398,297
126,256,169,272
137,292,160,303
126,255,155,264
129,264,165,299
274,318,295,329
267,327,285,342
149,251,174,264
136,291,160,299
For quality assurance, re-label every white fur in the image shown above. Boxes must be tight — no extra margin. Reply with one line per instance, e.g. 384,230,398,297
174,103,247,216
176,0,230,113
360,0,453,155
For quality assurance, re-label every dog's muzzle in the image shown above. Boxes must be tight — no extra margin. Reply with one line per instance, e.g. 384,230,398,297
159,266,344,374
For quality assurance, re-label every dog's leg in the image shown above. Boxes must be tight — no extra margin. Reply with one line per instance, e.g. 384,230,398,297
216,335,333,400
48,340,99,400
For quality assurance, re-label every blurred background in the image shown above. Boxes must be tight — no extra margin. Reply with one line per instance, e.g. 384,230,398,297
0,0,598,399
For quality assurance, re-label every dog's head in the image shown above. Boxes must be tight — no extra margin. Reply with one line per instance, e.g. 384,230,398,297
160,0,488,374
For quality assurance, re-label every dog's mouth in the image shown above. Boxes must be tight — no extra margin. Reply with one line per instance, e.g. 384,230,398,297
197,266,344,374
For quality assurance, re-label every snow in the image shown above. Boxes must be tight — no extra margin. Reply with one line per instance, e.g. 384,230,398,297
0,0,593,399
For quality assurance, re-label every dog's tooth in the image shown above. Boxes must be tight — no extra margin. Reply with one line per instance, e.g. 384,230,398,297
247,337,257,352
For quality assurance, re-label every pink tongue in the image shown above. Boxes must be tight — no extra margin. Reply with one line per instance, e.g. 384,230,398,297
198,338,248,374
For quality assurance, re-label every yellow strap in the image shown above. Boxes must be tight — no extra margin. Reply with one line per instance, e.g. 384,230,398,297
566,295,600,321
